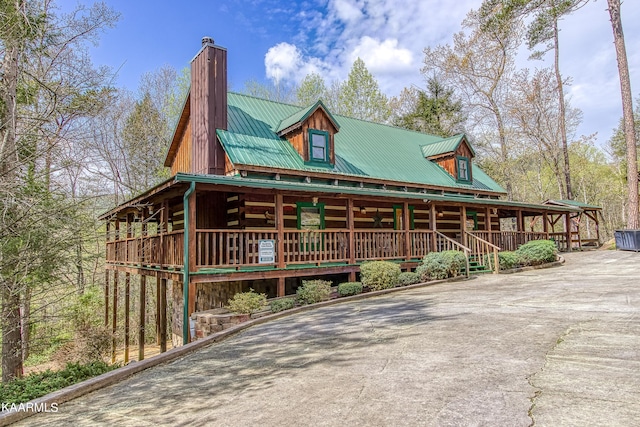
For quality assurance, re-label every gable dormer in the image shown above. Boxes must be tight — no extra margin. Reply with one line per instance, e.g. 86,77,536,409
276,100,340,166
421,134,474,183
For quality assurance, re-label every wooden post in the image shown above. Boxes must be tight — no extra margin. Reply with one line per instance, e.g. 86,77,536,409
543,212,549,235
104,269,110,327
160,201,169,268
347,198,356,282
276,193,285,296
156,277,161,345
124,272,130,364
485,207,493,244
403,201,411,260
188,192,197,331
565,213,572,252
430,204,437,252
461,206,468,247
111,272,118,364
159,278,167,352
139,275,146,361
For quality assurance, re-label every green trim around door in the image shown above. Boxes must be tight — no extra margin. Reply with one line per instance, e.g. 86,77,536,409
393,205,415,230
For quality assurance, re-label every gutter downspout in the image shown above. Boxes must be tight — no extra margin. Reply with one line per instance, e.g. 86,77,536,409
182,181,196,345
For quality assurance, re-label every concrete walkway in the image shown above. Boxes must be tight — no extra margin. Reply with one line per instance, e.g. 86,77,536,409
16,250,640,426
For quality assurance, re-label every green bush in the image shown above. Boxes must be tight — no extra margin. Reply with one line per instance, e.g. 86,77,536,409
226,289,267,314
0,361,118,404
270,297,296,313
296,280,332,304
489,251,523,271
360,261,401,291
337,282,363,297
397,272,421,286
416,250,467,281
516,240,557,266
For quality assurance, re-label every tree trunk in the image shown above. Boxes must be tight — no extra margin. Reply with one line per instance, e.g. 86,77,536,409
608,0,639,229
2,285,23,381
553,18,572,200
20,287,32,362
1,41,24,382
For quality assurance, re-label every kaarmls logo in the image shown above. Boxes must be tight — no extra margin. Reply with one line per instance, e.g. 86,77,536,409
1,402,59,413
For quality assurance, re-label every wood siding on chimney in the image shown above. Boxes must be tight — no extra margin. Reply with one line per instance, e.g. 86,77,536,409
171,120,192,175
191,44,227,175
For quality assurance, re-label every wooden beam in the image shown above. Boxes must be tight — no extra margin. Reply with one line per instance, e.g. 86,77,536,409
124,272,130,364
430,203,437,252
189,265,360,284
485,207,493,244
159,278,167,353
111,272,118,364
461,205,467,247
277,277,285,297
139,275,146,361
156,277,161,346
543,212,549,234
403,201,411,260
516,209,523,232
565,213,572,252
347,198,355,265
104,269,109,327
276,193,285,270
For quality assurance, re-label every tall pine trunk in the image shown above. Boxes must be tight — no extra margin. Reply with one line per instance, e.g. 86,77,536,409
608,0,639,229
1,40,24,382
553,18,572,200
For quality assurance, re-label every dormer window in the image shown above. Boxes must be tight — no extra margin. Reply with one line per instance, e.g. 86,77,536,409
457,156,471,183
309,129,330,163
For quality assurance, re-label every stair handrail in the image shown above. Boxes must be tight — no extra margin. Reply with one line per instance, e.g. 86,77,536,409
434,231,471,277
465,232,501,274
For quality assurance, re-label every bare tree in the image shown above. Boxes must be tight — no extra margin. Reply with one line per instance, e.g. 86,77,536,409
607,0,638,229
423,10,521,198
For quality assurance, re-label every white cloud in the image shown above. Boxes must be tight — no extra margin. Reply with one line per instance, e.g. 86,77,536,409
261,0,640,144
349,37,414,75
264,42,303,83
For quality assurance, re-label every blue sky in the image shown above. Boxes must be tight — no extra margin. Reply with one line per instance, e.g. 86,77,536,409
63,0,639,147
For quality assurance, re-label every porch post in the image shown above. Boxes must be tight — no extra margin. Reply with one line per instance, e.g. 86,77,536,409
155,277,161,345
160,278,167,352
104,269,110,327
403,201,411,260
461,206,468,247
276,193,285,296
430,204,437,252
111,271,118,364
347,198,356,282
139,275,146,361
485,207,493,244
516,209,524,246
160,200,169,268
565,213,572,252
124,272,130,364
543,212,549,236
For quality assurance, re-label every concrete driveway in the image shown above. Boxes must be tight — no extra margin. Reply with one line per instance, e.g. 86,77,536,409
16,250,640,426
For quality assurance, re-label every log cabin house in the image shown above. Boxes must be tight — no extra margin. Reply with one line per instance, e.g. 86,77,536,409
100,38,598,355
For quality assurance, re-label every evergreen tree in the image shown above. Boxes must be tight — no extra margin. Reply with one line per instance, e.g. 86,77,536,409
394,77,465,137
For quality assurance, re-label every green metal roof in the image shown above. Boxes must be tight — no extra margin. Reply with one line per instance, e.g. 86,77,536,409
218,93,505,194
173,173,579,213
420,134,475,158
545,199,602,210
275,100,339,134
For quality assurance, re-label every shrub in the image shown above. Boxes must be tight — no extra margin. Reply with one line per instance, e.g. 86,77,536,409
397,272,421,286
337,282,363,297
226,289,267,314
416,251,466,281
360,261,401,291
270,297,295,313
516,240,557,266
296,280,332,304
488,251,523,271
0,361,118,404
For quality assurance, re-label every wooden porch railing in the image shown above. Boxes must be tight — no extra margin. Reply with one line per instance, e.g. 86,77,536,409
106,230,184,269
434,231,471,277
107,228,569,273
466,232,501,273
